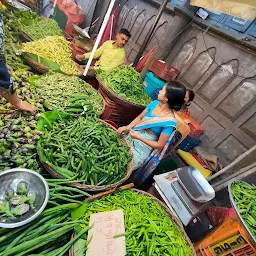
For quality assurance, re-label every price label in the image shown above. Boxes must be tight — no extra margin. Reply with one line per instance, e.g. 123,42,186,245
86,210,126,256
209,233,247,255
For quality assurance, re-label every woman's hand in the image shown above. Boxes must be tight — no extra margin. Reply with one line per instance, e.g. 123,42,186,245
130,130,140,140
117,126,130,134
6,64,13,74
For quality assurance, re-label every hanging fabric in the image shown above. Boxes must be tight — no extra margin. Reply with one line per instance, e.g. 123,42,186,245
99,5,120,45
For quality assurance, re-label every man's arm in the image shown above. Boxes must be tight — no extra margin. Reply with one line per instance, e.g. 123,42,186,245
76,42,108,61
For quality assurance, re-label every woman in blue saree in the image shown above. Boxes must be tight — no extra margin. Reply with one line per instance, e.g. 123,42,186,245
118,81,186,185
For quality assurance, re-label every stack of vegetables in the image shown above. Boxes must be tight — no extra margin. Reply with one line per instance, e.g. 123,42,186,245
15,10,62,40
1,10,30,71
33,72,104,115
231,181,256,238
0,180,194,255
0,70,45,172
73,190,194,255
0,181,36,218
21,36,81,75
97,66,151,106
0,181,91,256
37,115,132,186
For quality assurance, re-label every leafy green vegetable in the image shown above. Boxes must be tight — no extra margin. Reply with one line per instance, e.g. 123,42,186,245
97,66,151,106
17,182,28,195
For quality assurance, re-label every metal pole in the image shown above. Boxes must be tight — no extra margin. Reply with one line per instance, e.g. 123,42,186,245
207,145,256,182
83,0,116,76
132,0,169,67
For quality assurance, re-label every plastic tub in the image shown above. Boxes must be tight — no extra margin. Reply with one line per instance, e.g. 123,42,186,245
144,72,166,98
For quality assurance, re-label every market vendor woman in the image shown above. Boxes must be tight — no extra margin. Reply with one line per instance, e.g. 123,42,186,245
118,81,186,171
0,14,35,113
76,28,131,76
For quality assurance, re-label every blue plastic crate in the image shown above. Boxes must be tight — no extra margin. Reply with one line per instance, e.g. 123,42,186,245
176,134,201,152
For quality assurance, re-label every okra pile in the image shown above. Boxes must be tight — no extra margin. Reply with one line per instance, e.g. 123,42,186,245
80,190,193,255
38,116,132,186
34,72,104,115
97,66,151,106
231,181,256,238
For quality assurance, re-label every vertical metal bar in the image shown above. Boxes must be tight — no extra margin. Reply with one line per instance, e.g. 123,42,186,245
132,0,169,67
83,0,116,76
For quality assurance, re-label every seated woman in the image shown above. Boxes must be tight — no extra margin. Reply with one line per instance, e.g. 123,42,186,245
117,81,186,171
179,89,195,117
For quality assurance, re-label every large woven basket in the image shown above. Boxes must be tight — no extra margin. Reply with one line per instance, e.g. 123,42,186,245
42,119,134,192
68,188,196,256
97,76,146,112
22,53,83,75
19,32,32,43
22,54,50,74
99,88,143,124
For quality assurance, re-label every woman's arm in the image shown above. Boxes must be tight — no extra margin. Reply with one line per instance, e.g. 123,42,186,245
130,130,169,150
117,109,147,134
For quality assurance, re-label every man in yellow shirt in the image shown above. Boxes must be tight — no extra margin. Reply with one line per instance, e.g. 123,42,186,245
76,28,131,77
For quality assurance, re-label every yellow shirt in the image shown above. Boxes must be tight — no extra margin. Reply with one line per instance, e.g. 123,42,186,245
83,40,125,70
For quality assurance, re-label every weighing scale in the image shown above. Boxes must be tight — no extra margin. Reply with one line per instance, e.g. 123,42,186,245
153,167,215,226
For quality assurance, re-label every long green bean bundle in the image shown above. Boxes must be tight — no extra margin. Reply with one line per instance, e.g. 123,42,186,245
80,190,193,256
97,66,151,106
34,72,103,115
20,18,62,40
231,181,256,238
38,116,132,186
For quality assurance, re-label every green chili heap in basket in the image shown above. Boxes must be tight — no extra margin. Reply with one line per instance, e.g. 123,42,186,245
38,116,132,186
97,66,151,106
34,73,103,116
231,182,256,238
78,190,193,255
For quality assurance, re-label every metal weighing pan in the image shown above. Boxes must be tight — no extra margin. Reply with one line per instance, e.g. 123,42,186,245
228,180,256,247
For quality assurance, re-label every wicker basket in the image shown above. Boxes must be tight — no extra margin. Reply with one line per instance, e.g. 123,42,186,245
22,54,83,75
22,54,50,74
68,189,196,256
42,119,134,192
19,32,33,43
97,76,146,111
99,88,143,124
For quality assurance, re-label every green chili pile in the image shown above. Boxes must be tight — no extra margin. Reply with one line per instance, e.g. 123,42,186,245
34,73,104,115
231,181,256,238
79,190,193,255
97,66,151,106
38,116,132,186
